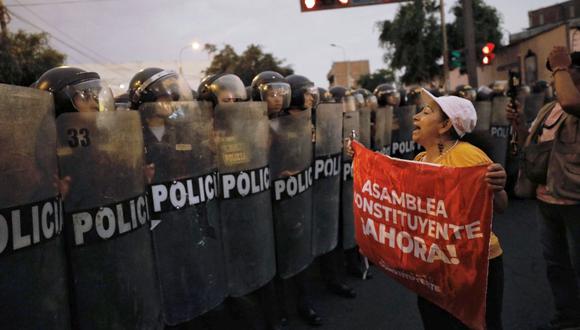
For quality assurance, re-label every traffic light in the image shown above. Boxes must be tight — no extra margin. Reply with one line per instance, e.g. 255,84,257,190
300,0,349,11
450,50,463,69
481,42,495,65
450,49,467,73
299,0,408,12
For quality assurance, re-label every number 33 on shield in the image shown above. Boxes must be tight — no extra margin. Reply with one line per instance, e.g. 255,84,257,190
67,128,91,148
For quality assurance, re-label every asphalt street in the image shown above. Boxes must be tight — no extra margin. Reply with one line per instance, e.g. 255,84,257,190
172,199,554,330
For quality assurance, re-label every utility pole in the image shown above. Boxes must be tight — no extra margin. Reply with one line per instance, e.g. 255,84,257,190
0,0,10,41
462,0,478,87
440,0,450,93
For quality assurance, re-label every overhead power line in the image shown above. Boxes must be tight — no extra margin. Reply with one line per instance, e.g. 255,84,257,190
5,0,114,8
10,0,134,75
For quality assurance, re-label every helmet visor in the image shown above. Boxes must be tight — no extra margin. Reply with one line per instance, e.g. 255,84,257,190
213,75,247,104
344,95,356,112
303,86,320,109
259,82,291,111
367,95,378,109
459,89,477,102
146,73,193,103
387,92,401,107
64,80,115,113
353,94,365,108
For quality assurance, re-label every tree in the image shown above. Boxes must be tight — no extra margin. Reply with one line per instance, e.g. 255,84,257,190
203,44,293,86
356,68,396,92
446,0,503,52
0,30,66,86
377,0,441,85
376,0,503,84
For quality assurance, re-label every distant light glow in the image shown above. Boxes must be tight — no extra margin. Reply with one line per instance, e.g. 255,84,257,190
192,41,201,50
119,84,125,89
482,56,490,65
304,0,316,9
339,0,349,4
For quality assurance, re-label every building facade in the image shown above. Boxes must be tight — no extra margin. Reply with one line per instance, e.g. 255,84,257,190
327,60,370,89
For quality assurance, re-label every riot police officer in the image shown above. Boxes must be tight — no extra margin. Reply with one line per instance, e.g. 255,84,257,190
406,86,423,107
128,68,229,327
198,73,249,105
279,74,330,327
34,66,115,116
251,71,291,118
454,84,477,103
0,67,83,330
201,73,279,330
329,85,356,112
35,66,163,330
374,83,401,108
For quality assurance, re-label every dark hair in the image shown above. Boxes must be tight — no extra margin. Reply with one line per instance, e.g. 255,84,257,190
439,110,462,140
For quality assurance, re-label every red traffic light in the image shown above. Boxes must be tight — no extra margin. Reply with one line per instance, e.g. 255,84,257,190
304,0,316,9
482,42,495,55
338,0,349,4
482,53,495,65
481,42,495,65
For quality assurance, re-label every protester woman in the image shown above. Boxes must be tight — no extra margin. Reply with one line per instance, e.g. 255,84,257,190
412,89,508,330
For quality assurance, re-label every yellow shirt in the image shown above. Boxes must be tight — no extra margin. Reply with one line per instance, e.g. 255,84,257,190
414,142,503,259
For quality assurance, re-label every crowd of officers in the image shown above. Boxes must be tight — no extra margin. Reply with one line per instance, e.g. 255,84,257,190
0,61,565,330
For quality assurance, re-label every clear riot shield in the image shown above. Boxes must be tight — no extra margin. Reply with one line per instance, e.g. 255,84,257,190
341,110,359,250
141,101,227,324
391,105,416,159
490,96,511,166
269,109,314,279
373,106,394,154
358,107,372,148
214,101,276,297
474,101,492,132
56,111,162,330
372,107,385,152
0,84,71,330
312,103,343,256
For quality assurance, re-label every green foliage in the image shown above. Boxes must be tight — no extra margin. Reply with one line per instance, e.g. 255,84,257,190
377,0,442,84
376,0,503,84
446,0,503,51
357,68,396,92
0,30,66,86
203,44,294,86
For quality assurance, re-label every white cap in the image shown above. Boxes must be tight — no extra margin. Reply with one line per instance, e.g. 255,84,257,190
421,88,477,137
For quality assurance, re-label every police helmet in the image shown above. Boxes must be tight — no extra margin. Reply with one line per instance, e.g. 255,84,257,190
198,73,247,106
251,71,291,108
374,83,400,107
455,84,477,102
128,68,193,110
34,66,115,117
286,74,319,110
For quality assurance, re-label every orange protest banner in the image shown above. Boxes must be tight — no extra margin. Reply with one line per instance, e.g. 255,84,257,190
352,142,493,330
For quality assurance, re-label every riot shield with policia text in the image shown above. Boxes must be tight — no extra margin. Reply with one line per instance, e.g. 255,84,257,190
489,96,510,167
341,110,359,250
372,106,393,154
56,111,162,330
358,106,371,148
390,105,416,159
141,101,227,325
0,84,72,330
269,109,314,279
214,101,276,297
312,103,343,256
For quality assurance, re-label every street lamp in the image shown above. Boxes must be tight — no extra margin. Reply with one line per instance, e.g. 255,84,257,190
330,43,351,88
179,41,201,75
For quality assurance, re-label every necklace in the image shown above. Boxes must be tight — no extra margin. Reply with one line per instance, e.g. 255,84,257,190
422,140,459,163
